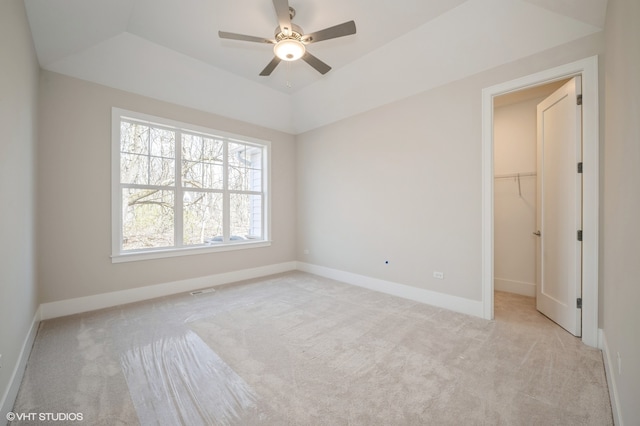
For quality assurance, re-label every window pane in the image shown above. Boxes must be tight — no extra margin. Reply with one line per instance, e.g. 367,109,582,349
203,163,224,189
121,122,149,155
121,124,175,185
121,153,149,185
122,189,174,250
150,127,175,158
248,167,262,191
228,142,262,191
183,191,223,245
202,137,224,162
149,156,175,186
182,134,202,161
228,166,262,191
228,142,245,167
182,160,202,187
182,134,223,189
245,145,262,168
182,161,223,189
230,193,262,240
183,134,224,162
228,166,248,191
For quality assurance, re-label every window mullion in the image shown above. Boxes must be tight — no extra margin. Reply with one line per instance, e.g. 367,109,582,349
223,140,230,242
146,129,151,184
175,130,183,247
261,148,267,241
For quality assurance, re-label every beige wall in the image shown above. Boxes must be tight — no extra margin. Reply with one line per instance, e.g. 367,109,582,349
37,71,297,303
0,0,39,412
603,0,640,423
296,32,604,303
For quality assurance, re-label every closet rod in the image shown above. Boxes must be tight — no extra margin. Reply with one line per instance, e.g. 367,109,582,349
494,172,537,180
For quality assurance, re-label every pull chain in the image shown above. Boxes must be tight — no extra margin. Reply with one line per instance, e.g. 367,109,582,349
286,61,293,89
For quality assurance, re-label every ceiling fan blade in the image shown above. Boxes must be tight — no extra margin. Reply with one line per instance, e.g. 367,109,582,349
218,31,275,44
301,52,331,75
259,56,282,76
272,0,292,36
302,21,356,44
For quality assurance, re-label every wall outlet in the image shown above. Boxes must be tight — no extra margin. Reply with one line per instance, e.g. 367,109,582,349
433,271,444,279
617,352,622,375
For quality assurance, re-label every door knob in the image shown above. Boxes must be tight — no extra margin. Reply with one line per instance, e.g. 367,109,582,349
533,230,541,236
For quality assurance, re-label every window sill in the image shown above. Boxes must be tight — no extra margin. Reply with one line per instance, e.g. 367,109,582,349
111,240,272,263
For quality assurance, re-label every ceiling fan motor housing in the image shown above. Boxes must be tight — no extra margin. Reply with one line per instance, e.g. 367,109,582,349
275,23,304,41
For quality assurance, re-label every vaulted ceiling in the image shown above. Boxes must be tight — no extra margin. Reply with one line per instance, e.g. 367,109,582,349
24,0,607,134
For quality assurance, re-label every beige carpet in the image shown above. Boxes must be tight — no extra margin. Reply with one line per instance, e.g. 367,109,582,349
11,271,612,425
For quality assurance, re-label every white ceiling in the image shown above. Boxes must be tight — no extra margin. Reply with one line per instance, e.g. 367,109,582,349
24,0,607,134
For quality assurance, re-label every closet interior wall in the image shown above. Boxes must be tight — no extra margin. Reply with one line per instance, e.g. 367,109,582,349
493,87,558,298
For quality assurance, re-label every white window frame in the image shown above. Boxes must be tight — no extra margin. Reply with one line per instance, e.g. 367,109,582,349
111,108,271,263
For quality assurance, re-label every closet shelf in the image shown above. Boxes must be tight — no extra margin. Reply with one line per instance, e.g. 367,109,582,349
494,172,536,179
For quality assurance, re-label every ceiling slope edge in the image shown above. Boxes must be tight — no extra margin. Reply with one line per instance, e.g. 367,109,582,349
290,0,603,134
24,0,133,67
44,32,296,134
521,0,608,28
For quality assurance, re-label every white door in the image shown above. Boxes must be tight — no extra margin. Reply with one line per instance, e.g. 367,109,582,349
535,77,582,336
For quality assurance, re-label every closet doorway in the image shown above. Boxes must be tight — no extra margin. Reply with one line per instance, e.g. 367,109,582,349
493,79,581,334
481,57,600,347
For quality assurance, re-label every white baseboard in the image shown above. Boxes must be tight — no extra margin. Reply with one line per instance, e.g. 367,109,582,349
297,262,484,318
600,330,623,425
494,277,536,297
40,261,297,320
1,307,41,422
40,260,483,321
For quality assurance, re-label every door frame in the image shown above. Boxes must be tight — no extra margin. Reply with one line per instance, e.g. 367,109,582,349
481,56,600,348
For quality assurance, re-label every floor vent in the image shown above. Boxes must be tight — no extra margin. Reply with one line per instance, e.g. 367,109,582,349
190,288,216,296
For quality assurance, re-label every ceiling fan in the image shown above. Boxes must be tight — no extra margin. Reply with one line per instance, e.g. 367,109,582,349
218,0,356,76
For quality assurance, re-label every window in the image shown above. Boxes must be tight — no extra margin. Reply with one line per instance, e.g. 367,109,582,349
112,108,270,262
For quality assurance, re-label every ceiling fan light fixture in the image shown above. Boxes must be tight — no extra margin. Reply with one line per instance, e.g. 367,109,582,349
218,2,356,76
274,38,305,61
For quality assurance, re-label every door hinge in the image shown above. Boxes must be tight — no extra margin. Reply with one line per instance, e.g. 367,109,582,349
577,162,583,173
577,94,583,105
577,230,583,241
577,298,582,309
